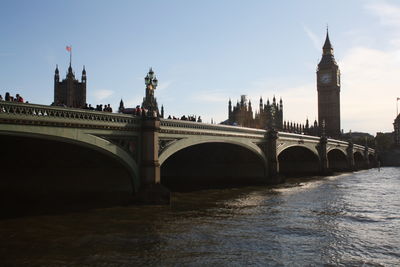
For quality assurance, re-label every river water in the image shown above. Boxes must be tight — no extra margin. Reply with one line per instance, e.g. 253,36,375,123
0,167,399,266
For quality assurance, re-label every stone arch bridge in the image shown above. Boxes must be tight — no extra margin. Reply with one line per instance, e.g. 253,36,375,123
0,101,375,202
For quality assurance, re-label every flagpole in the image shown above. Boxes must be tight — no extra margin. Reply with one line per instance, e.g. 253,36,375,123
397,98,398,117
70,45,72,66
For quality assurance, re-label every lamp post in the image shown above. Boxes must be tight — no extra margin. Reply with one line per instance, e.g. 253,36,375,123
143,68,159,117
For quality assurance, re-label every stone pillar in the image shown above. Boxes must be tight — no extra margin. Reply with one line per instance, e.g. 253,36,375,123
364,145,370,169
318,136,329,175
374,151,379,168
346,142,355,171
137,116,170,204
266,129,283,184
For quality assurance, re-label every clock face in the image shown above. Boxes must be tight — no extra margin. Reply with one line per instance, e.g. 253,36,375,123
320,73,331,84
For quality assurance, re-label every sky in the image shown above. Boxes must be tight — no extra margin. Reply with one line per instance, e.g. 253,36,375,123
1,0,400,135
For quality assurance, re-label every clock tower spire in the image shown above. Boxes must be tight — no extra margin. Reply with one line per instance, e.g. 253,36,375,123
317,28,341,138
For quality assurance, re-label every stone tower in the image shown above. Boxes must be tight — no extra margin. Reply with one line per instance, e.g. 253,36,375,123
54,64,86,108
317,29,341,138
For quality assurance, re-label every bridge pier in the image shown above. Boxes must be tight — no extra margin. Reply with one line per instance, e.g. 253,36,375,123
266,129,283,184
364,145,370,169
346,142,356,171
318,136,329,175
136,116,170,204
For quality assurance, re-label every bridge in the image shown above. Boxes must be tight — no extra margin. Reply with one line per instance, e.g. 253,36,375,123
0,101,376,204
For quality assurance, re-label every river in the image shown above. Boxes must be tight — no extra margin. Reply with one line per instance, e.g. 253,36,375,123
0,167,399,266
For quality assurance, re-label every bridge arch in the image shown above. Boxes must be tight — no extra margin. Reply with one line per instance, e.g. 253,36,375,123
159,137,266,166
277,145,320,176
159,137,267,189
0,125,139,191
327,148,348,172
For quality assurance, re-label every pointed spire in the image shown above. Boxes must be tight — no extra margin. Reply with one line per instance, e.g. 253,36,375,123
82,65,86,75
55,64,59,75
322,27,334,56
68,64,73,74
118,99,125,113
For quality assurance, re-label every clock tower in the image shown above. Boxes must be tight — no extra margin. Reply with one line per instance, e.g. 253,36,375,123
317,29,341,138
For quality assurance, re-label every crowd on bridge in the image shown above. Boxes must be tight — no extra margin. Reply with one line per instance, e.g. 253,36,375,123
50,101,114,113
83,103,113,112
0,92,26,103
166,115,202,122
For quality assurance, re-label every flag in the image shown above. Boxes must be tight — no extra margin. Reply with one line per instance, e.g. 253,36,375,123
66,46,72,52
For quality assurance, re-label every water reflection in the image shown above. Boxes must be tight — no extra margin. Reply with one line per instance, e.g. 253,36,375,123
0,168,399,266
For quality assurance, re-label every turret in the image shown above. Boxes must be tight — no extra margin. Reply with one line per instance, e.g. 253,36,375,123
67,63,74,79
81,66,86,83
118,99,125,113
54,65,59,82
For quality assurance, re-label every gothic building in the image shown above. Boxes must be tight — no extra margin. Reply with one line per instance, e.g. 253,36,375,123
225,29,341,137
227,95,283,130
317,30,341,138
53,64,86,108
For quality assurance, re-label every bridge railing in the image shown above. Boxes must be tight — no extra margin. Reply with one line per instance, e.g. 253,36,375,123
278,131,321,143
0,101,141,130
160,118,267,138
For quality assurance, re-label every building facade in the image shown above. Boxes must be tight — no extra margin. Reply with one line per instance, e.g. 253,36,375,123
54,64,86,108
394,115,400,146
317,30,341,138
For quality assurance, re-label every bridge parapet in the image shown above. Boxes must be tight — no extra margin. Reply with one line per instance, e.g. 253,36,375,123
0,101,141,131
278,131,321,143
160,119,266,139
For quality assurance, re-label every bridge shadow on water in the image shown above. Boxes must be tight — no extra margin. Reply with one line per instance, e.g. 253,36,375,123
161,142,268,192
0,136,134,219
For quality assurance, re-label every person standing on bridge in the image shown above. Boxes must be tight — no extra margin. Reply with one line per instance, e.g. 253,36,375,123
16,94,24,103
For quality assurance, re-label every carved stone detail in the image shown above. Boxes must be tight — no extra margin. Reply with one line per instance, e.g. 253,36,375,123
98,135,139,161
159,138,180,155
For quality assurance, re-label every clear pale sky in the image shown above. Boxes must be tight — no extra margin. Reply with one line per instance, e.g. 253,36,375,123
1,0,399,134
